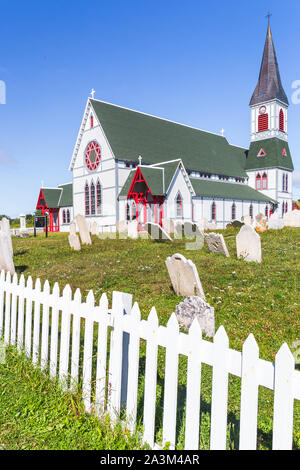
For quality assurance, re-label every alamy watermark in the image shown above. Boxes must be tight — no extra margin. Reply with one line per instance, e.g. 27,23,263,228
0,80,6,104
291,80,300,105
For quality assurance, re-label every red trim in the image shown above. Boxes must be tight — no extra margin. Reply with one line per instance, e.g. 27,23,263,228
279,109,284,132
258,113,268,132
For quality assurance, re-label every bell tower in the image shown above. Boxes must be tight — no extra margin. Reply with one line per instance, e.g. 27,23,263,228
246,20,294,217
249,22,289,142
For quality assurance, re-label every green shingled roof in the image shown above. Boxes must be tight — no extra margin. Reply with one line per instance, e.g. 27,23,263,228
118,161,180,200
245,138,294,171
41,188,62,208
190,178,276,203
90,99,248,178
58,183,73,207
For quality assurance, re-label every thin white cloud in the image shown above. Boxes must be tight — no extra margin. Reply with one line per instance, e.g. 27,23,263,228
293,170,300,189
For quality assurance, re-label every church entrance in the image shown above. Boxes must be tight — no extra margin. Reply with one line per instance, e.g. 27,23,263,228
126,166,165,231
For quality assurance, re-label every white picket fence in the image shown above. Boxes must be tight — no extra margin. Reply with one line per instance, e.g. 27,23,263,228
0,269,299,450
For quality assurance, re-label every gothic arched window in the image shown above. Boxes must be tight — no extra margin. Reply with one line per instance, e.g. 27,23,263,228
231,203,236,220
62,210,66,224
66,209,70,224
90,182,96,215
96,181,102,215
85,183,90,216
176,192,183,218
262,172,268,189
90,115,94,129
249,204,253,218
211,202,216,221
256,173,262,190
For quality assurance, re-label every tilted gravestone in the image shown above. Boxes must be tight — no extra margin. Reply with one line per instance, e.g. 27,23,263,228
283,210,300,227
175,296,215,338
165,253,205,299
144,222,173,242
236,224,261,263
76,214,92,245
205,232,230,257
68,221,81,250
0,230,15,274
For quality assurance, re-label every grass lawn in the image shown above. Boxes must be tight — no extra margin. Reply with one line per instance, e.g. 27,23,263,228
0,227,299,449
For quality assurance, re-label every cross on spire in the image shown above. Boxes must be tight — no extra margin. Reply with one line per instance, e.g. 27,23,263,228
90,88,95,99
220,128,225,137
266,11,272,24
138,155,142,165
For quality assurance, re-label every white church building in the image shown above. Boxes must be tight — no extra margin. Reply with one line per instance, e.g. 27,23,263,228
36,23,294,232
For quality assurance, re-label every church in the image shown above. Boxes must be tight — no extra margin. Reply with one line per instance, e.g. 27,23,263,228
36,23,294,232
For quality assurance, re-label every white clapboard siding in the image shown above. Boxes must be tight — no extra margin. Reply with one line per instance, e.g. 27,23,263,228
0,269,299,451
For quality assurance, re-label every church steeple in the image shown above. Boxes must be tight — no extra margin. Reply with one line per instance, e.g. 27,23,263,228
250,23,288,106
249,22,289,143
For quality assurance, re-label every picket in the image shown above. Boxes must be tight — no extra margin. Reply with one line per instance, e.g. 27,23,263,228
82,290,95,412
16,274,25,351
49,282,60,378
272,343,295,450
40,280,50,370
70,288,82,390
143,307,159,448
184,318,202,450
4,271,11,346
32,278,41,365
10,273,18,345
24,276,33,356
95,293,109,415
210,326,229,450
239,334,260,450
0,269,299,451
59,285,72,388
162,313,179,450
126,302,141,432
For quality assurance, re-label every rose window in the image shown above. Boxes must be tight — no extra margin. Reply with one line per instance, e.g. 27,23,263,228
85,141,101,171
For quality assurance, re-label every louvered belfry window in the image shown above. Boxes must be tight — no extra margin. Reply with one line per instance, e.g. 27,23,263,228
258,113,269,132
279,109,284,132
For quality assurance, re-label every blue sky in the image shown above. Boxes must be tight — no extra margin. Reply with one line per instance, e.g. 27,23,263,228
0,0,300,217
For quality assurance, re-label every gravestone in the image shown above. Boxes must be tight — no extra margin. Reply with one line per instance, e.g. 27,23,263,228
198,218,208,231
241,215,252,226
19,214,26,231
205,232,230,257
236,224,261,263
68,220,81,250
91,221,99,236
144,222,173,242
174,221,184,238
165,253,205,299
175,296,215,337
116,220,128,234
255,213,267,231
0,217,13,257
76,214,92,245
0,231,15,274
268,214,284,230
127,220,138,239
283,210,300,227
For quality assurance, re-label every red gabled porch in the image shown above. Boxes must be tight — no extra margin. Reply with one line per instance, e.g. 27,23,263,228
36,189,60,232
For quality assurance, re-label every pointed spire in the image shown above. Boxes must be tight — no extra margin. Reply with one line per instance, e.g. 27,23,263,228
250,23,288,106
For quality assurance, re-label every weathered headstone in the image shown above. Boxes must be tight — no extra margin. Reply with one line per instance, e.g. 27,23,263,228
19,214,26,231
163,218,175,234
91,221,99,236
144,222,172,242
236,224,262,263
127,220,138,239
183,221,202,239
283,210,300,227
0,231,15,274
0,217,13,257
165,253,205,299
76,214,92,245
205,232,230,257
174,221,184,238
198,218,208,231
255,213,267,232
268,214,284,230
116,220,128,234
68,234,81,251
175,296,215,337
